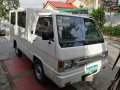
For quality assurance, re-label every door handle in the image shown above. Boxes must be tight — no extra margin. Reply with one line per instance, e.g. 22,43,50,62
31,31,33,34
33,39,35,42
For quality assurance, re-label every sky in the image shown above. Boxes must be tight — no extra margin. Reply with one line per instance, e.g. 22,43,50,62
19,0,66,8
19,0,120,8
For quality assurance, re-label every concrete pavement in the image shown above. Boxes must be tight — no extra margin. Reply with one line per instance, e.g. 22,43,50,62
0,36,14,90
0,61,12,90
0,36,16,60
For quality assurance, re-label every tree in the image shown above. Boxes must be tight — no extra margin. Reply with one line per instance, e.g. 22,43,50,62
91,8,106,29
0,0,20,18
0,3,5,17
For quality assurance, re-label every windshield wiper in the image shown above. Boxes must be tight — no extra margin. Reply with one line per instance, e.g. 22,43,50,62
84,38,104,45
60,40,85,43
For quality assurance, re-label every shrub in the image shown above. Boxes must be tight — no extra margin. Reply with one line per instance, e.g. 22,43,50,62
101,25,120,37
91,8,105,29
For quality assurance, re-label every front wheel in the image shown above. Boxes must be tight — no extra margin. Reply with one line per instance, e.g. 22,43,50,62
33,61,46,83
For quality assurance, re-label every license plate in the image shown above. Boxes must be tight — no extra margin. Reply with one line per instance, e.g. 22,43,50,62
85,61,101,74
85,75,93,81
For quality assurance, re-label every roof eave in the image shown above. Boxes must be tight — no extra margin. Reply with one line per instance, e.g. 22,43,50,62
66,0,74,3
43,1,56,9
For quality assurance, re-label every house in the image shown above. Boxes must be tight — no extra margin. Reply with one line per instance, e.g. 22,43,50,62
43,0,101,10
43,1,77,10
66,0,100,9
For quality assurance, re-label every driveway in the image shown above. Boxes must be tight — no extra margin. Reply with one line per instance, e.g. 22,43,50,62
0,35,120,90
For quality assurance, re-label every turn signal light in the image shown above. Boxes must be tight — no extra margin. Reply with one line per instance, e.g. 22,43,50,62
58,60,64,72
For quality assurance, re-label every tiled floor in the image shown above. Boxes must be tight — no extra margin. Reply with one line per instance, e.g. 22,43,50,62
5,57,32,76
14,74,46,90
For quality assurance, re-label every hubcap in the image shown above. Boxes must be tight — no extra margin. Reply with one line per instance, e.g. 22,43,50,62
15,49,18,54
35,65,42,80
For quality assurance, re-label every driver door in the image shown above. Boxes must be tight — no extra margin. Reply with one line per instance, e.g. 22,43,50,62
32,16,56,80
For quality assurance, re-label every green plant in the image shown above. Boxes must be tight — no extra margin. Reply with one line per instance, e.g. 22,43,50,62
101,25,120,37
0,0,20,18
91,8,105,29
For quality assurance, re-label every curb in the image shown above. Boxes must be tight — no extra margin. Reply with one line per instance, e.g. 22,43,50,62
104,36,120,41
0,61,13,90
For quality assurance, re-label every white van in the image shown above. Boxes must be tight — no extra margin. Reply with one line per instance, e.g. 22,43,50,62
9,8,108,87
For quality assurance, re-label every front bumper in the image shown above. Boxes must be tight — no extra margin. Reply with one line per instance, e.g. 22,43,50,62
54,59,108,87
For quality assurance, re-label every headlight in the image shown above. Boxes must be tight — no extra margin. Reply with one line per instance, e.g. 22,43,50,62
58,60,73,72
64,60,73,69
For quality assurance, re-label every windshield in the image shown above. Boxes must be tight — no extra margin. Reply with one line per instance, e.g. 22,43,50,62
56,15,104,48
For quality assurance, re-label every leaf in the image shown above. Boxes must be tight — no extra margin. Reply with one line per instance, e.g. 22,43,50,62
0,0,20,18
91,8,105,29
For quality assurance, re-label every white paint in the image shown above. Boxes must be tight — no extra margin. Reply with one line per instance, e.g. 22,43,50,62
9,8,108,87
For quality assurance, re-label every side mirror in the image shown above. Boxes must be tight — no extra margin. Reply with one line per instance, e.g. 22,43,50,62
42,32,54,40
42,32,50,40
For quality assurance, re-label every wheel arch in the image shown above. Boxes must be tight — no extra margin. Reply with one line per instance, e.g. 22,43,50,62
33,55,43,67
33,55,46,74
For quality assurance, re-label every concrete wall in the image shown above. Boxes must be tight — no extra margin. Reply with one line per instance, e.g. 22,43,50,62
71,0,100,9
72,0,85,8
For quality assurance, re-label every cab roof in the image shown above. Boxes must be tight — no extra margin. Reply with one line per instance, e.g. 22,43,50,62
10,8,92,19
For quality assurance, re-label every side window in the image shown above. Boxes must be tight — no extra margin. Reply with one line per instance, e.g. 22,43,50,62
11,12,16,25
84,19,100,39
18,11,26,28
35,17,53,37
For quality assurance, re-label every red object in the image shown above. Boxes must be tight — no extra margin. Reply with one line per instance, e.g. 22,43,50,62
5,56,75,90
14,74,72,90
5,56,32,76
58,60,64,67
45,1,76,9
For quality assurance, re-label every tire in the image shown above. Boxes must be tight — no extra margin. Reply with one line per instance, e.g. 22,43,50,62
15,48,22,57
33,60,46,83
